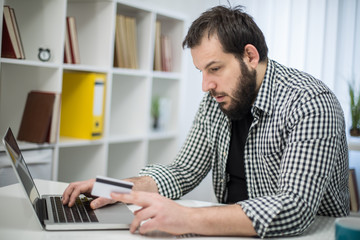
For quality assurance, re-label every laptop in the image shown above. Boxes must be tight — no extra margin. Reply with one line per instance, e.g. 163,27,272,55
2,127,134,230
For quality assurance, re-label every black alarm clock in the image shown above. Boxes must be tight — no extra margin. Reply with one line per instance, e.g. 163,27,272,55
38,48,51,62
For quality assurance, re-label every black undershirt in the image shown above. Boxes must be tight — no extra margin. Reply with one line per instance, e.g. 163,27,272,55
226,111,253,203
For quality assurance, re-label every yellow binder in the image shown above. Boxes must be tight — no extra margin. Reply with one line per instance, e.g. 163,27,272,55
60,72,106,140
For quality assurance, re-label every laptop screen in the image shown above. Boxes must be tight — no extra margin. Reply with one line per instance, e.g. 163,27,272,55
3,128,41,206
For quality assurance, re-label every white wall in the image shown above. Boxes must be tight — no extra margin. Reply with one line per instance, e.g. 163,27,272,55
144,0,360,201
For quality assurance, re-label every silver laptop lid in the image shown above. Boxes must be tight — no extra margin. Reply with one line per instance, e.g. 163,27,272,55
2,128,42,215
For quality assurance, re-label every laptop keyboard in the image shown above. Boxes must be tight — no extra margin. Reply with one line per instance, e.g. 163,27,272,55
50,196,98,223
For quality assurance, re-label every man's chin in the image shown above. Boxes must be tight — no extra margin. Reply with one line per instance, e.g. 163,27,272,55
218,101,230,110
219,104,250,120
218,104,232,117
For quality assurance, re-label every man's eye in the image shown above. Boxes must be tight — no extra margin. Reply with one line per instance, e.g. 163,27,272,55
210,67,220,72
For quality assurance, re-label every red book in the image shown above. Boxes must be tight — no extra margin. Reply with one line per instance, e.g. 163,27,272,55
1,6,20,59
17,91,60,144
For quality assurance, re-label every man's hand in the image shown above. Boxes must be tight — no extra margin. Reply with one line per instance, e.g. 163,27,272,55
111,191,257,237
111,191,192,235
62,176,158,209
62,179,115,209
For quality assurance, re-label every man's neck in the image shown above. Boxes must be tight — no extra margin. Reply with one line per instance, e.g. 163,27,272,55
255,59,268,93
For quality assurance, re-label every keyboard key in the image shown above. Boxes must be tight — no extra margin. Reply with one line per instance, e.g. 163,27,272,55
50,197,58,223
55,197,66,223
71,204,82,222
63,205,74,222
76,198,90,222
82,199,98,222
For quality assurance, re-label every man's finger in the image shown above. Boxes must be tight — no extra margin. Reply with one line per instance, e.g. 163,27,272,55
138,218,159,234
111,191,154,207
68,188,82,207
62,184,76,205
90,197,115,209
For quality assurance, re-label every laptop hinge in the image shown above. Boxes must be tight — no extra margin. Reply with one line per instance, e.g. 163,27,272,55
35,198,49,225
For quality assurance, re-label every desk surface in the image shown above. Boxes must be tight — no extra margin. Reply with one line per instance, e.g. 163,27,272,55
0,179,336,240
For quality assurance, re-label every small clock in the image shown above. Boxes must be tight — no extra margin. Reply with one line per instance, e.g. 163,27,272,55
38,48,51,62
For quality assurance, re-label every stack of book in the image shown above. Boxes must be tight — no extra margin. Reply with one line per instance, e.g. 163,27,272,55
153,21,172,72
18,91,61,144
64,16,80,64
113,14,138,69
1,5,25,59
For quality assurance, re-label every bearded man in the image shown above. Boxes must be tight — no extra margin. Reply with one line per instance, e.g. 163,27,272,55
63,5,349,238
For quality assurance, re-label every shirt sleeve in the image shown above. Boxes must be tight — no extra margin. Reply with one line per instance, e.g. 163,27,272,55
239,91,349,238
139,95,213,199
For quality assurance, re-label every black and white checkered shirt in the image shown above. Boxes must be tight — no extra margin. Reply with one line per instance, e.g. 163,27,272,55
140,59,349,238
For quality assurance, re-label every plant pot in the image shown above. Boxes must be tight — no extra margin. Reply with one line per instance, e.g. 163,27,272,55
152,116,159,129
350,127,360,137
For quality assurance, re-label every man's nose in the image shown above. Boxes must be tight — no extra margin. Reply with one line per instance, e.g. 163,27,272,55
202,73,216,92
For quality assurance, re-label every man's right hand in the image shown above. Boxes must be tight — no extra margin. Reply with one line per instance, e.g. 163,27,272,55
61,178,115,209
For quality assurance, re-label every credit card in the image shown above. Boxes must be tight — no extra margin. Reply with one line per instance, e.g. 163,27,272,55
91,176,133,199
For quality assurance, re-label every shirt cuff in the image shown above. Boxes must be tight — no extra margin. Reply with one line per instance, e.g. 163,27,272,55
139,164,183,199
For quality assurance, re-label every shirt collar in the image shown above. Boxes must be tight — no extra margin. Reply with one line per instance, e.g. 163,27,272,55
252,59,277,117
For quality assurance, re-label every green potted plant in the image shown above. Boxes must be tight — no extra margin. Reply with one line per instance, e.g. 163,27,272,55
151,95,160,129
349,82,360,136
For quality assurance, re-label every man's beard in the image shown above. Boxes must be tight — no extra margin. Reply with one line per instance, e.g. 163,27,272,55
211,59,257,120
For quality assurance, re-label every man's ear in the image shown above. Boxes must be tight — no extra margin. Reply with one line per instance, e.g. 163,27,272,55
243,44,260,69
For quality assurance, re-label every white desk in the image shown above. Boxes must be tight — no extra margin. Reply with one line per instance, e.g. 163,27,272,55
0,179,336,239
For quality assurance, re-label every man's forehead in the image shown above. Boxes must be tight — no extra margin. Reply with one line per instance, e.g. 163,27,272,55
191,36,224,68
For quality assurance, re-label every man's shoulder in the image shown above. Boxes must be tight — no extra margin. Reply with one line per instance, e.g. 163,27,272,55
272,60,333,99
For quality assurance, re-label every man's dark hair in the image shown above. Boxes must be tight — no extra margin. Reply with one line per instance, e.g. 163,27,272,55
182,5,268,62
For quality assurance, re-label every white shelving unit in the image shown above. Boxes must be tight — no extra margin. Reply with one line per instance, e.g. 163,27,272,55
0,0,186,183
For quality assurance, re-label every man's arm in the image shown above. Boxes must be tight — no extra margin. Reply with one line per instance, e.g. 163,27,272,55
111,191,257,237
139,94,215,199
126,176,158,192
187,204,256,236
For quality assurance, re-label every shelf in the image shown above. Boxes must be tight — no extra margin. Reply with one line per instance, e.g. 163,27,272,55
58,144,107,182
107,134,145,144
58,137,105,148
0,141,54,152
63,63,108,73
0,0,185,183
151,77,180,131
154,13,185,73
112,68,150,77
0,64,62,138
1,58,60,69
3,0,66,64
152,71,182,80
66,0,114,68
109,74,149,136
